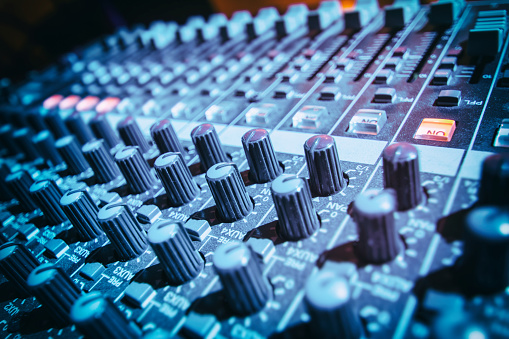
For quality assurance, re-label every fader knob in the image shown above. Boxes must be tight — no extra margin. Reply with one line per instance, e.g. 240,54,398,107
5,170,37,211
27,263,82,323
353,189,401,263
304,270,362,339
71,292,142,339
117,116,150,154
242,128,282,183
60,189,103,241
82,139,121,184
115,146,156,194
32,130,64,166
56,135,91,175
0,243,40,294
30,180,66,225
65,111,95,145
382,142,423,211
154,152,199,206
191,123,228,170
304,135,346,196
89,113,121,149
43,109,71,139
150,119,186,155
98,203,148,261
213,241,271,315
206,162,253,222
271,174,320,240
12,128,40,161
477,153,509,206
147,220,204,284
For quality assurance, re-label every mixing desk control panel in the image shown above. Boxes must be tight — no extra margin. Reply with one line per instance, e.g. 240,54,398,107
0,0,509,338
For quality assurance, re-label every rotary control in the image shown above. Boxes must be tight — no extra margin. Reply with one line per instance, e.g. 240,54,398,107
82,139,121,184
0,163,13,201
304,135,346,196
477,153,509,206
117,116,150,154
89,113,121,149
55,135,91,175
115,146,156,194
191,123,228,170
154,152,200,206
242,128,282,183
64,111,95,145
32,130,64,167
43,109,71,139
30,180,66,225
13,128,40,162
382,142,423,211
271,174,320,240
6,170,37,212
0,243,40,294
60,189,104,241
0,124,20,156
150,119,186,155
206,162,253,222
213,241,271,315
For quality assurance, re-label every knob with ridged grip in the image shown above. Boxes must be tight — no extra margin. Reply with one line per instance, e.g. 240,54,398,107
382,142,423,211
206,162,252,222
271,174,320,240
98,203,148,261
304,270,362,338
60,189,103,241
32,130,64,166
150,119,186,155
56,135,91,175
304,135,346,196
477,153,509,206
148,220,204,284
43,109,71,139
6,170,37,211
191,123,228,170
27,263,82,323
30,180,66,225
89,113,121,149
353,189,401,263
13,128,40,162
154,152,199,206
65,111,95,145
0,243,40,294
71,292,142,339
242,128,282,183
213,241,271,315
117,116,150,154
82,139,121,184
115,146,156,194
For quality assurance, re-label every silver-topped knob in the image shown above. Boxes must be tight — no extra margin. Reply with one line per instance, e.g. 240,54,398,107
30,180,66,225
115,146,156,194
82,139,121,184
60,189,103,241
242,128,282,183
191,123,228,170
56,135,91,175
117,116,150,154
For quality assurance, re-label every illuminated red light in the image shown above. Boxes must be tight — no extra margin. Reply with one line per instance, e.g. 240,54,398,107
58,95,81,110
42,94,64,109
76,96,100,112
96,97,121,114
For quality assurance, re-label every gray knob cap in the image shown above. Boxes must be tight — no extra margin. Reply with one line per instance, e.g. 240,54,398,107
27,263,82,323
154,152,199,206
304,135,346,196
56,135,91,175
43,109,71,139
353,189,401,263
6,170,37,211
98,203,148,261
206,162,253,222
382,142,422,210
13,127,40,161
478,153,509,206
271,174,320,240
32,130,64,166
148,220,204,284
117,116,150,154
82,139,121,184
304,270,362,338
213,241,271,315
0,243,40,294
150,119,185,155
71,292,142,339
60,189,103,241
89,113,121,149
191,123,228,170
115,146,156,194
242,128,282,183
65,111,95,145
30,180,66,225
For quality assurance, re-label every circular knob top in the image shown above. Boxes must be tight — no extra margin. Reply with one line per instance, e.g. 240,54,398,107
242,128,282,183
466,206,509,242
29,179,51,192
191,123,215,139
213,241,250,271
147,221,179,243
70,292,106,322
55,135,74,148
304,134,335,151
206,162,236,180
117,116,150,154
305,270,350,310
89,113,120,149
97,202,125,220
115,146,155,194
82,138,102,153
150,119,185,155
383,142,418,163
82,138,120,184
27,263,58,286
60,189,84,205
242,128,268,143
272,174,306,194
353,188,397,216
191,123,228,170
478,153,509,206
154,152,179,167
115,146,137,160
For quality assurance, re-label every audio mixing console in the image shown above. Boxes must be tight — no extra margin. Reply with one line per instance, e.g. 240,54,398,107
0,0,508,338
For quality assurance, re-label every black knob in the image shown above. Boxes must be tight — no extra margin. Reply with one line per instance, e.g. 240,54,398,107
477,153,509,206
213,241,271,315
27,110,48,132
32,130,64,167
117,116,150,154
382,142,423,211
0,163,13,201
115,146,156,194
147,220,204,284
6,170,37,211
97,203,148,260
0,243,40,294
150,119,186,155
154,152,199,206
304,270,362,338
0,124,20,156
13,127,40,161
43,109,71,139
206,162,252,222
304,135,346,196
459,206,509,293
271,174,320,240
60,189,103,241
65,111,95,145
191,123,228,170
27,263,82,323
82,139,121,184
56,135,91,175
89,113,121,149
71,292,142,339
353,189,402,263
242,128,282,183
30,180,66,225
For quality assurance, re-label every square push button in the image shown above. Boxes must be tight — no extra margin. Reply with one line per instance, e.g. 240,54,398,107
432,70,451,86
373,87,396,103
319,86,341,100
494,119,509,148
348,109,387,135
245,103,277,125
374,69,393,84
292,105,328,129
436,89,461,106
414,118,456,142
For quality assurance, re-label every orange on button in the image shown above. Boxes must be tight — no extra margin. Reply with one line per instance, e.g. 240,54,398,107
414,118,456,142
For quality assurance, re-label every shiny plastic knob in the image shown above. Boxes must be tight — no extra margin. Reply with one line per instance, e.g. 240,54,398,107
43,109,71,139
6,170,37,211
477,153,509,206
30,180,66,225
242,128,282,183
0,243,40,294
56,135,91,175
82,139,121,184
60,189,103,241
115,146,156,194
65,111,95,145
117,116,150,154
13,128,40,161
191,123,228,170
150,119,186,155
33,130,64,166
89,113,121,149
